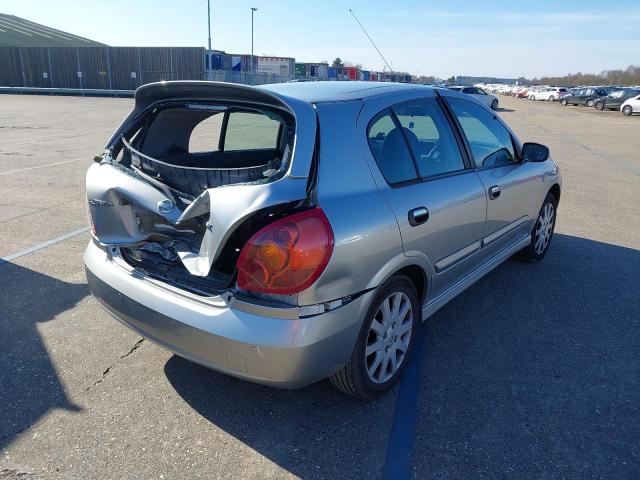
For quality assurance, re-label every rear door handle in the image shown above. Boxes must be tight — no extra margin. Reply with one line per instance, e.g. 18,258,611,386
488,185,501,200
408,207,429,226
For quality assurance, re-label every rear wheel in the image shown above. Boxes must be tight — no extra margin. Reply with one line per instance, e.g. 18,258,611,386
586,99,595,107
329,274,420,399
491,99,498,110
595,101,605,110
561,98,568,106
622,105,633,116
549,95,555,101
519,193,557,262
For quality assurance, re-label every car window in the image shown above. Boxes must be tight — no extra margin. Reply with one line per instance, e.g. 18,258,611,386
392,99,466,177
224,111,280,151
462,87,476,94
367,110,418,184
189,113,223,153
447,97,516,168
476,88,488,95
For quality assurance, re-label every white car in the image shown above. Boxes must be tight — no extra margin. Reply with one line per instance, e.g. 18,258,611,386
621,94,640,116
447,86,499,110
538,87,568,101
529,87,565,101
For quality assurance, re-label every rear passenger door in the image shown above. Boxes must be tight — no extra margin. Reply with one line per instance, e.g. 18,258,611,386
363,96,488,299
444,96,538,254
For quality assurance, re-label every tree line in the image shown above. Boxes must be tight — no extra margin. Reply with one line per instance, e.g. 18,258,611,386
531,65,640,86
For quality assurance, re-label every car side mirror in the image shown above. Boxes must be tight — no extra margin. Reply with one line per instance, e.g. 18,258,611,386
522,142,550,162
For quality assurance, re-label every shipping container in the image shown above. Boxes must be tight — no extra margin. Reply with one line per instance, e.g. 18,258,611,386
294,63,306,77
256,56,294,76
345,66,358,81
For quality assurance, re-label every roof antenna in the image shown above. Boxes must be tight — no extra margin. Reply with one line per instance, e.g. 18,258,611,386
348,8,393,73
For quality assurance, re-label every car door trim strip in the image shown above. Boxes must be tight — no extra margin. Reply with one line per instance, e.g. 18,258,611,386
482,216,528,247
434,239,482,273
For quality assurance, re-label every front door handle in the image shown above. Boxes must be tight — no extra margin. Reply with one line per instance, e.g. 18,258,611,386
488,185,501,200
408,207,429,226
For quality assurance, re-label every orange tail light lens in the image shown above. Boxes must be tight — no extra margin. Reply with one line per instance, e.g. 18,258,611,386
236,208,334,294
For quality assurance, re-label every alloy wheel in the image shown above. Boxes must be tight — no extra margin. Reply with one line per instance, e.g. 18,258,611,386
623,106,632,116
534,202,555,254
365,292,413,384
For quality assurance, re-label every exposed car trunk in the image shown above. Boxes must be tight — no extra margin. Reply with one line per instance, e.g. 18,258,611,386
86,81,316,295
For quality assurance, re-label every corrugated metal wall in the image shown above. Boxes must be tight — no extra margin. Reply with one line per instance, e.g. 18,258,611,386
0,46,205,89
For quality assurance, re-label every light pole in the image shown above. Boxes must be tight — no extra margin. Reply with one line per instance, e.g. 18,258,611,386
207,0,212,50
251,7,257,74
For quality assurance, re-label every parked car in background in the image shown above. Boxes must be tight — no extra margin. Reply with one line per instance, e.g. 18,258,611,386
85,81,560,399
546,87,569,101
621,94,640,116
561,87,610,107
528,87,568,101
448,86,499,110
594,89,640,111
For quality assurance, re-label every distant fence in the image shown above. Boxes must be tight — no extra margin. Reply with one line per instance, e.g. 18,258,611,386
0,46,205,90
0,46,315,90
206,70,306,85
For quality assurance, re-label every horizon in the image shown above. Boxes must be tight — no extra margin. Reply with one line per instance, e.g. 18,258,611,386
2,0,639,79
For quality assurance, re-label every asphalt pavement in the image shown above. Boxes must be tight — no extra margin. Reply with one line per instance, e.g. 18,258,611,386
1,93,638,479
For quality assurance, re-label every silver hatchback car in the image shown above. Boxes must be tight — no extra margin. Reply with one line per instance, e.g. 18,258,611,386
85,81,561,399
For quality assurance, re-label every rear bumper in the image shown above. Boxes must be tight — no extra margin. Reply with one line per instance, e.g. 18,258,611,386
84,241,373,388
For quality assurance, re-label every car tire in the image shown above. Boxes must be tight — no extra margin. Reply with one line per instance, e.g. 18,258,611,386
622,105,633,116
491,99,498,110
549,95,555,101
518,192,558,262
561,98,568,106
586,99,595,107
529,95,535,100
329,274,420,399
595,101,605,110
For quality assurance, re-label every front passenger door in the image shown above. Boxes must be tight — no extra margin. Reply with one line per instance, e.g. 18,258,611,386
445,97,539,254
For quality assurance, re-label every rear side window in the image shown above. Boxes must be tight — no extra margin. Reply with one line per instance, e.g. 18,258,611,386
367,110,418,184
224,112,280,151
447,97,516,168
392,99,465,177
189,113,223,153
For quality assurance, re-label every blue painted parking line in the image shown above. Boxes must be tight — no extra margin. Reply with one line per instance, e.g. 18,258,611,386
383,327,428,480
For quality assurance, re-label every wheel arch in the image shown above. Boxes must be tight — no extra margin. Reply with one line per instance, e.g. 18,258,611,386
549,183,561,203
395,264,427,305
364,253,432,309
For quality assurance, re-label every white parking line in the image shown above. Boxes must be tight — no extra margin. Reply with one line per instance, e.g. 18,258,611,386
0,157,88,175
0,227,89,265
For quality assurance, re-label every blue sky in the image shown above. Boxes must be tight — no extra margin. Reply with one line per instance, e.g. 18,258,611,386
2,0,639,78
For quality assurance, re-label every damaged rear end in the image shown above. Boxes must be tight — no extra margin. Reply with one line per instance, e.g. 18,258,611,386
86,81,317,298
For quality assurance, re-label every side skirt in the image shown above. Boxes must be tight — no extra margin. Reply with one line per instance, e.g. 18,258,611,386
421,233,531,320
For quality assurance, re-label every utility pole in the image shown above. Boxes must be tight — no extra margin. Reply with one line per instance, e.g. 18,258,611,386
207,0,212,50
251,7,258,73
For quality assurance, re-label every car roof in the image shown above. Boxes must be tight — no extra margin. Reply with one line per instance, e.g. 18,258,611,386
259,81,433,103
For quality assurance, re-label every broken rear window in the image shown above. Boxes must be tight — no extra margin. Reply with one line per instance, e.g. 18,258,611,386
110,102,294,198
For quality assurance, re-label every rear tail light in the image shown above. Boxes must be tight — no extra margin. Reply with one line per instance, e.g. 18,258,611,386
236,208,334,294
